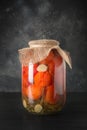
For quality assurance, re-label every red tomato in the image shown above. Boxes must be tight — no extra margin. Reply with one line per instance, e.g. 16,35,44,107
54,55,63,67
22,66,28,89
44,85,60,104
33,63,39,76
22,66,28,79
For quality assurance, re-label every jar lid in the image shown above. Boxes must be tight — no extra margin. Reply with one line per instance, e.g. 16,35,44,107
28,39,60,48
18,39,72,68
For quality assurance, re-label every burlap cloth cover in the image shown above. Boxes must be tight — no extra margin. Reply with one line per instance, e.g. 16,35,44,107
18,39,72,69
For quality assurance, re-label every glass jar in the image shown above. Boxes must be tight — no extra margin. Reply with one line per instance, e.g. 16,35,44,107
18,39,71,115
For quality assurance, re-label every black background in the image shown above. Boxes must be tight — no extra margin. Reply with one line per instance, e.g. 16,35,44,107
0,0,87,92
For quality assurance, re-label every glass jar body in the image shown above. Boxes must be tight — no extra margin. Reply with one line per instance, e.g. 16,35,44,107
21,51,66,115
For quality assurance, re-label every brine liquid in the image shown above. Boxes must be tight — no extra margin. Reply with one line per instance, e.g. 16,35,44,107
21,51,66,114
22,95,65,115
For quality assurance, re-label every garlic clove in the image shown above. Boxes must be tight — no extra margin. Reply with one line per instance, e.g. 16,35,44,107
34,104,43,113
37,64,48,72
23,99,27,108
